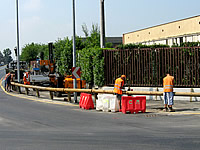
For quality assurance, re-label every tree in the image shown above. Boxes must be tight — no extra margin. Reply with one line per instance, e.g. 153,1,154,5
59,38,73,75
3,48,13,64
54,38,70,74
77,23,105,86
82,23,89,37
54,36,85,75
82,23,100,48
20,43,48,63
0,51,4,63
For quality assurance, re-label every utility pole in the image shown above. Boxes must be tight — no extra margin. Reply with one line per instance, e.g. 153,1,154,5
72,0,77,103
16,0,20,83
100,0,106,48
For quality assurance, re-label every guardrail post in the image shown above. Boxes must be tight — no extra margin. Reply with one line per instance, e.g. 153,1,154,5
50,91,53,100
36,89,40,98
68,92,71,102
18,86,21,94
155,87,158,100
190,88,194,102
25,88,29,95
94,93,97,105
11,85,14,91
12,85,16,91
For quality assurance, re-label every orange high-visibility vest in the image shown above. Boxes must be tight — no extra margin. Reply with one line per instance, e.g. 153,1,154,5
163,75,174,92
23,72,30,85
114,78,124,94
4,73,10,80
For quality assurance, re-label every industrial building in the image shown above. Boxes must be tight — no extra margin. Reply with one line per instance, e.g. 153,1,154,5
82,37,122,48
123,15,200,46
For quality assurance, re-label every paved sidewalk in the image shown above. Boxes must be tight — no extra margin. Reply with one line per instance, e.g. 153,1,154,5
146,100,200,115
3,87,200,115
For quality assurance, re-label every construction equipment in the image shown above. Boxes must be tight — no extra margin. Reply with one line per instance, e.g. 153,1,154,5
29,59,54,85
28,42,86,95
6,61,27,83
63,75,86,89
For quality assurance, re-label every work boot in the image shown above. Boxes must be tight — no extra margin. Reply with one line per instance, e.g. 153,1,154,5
169,107,175,112
163,107,168,112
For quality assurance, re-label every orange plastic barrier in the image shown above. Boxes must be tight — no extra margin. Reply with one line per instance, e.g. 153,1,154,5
121,96,146,114
79,93,94,110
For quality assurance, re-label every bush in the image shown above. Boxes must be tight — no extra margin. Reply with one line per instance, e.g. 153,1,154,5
116,43,169,49
78,47,104,87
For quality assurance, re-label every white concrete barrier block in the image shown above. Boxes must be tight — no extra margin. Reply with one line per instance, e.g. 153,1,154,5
102,97,110,112
109,95,119,112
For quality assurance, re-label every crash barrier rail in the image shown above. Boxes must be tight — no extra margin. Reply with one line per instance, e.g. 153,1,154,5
10,82,200,103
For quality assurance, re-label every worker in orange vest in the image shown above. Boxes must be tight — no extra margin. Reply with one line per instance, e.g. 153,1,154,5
4,72,11,91
23,71,31,85
163,72,174,112
114,75,126,110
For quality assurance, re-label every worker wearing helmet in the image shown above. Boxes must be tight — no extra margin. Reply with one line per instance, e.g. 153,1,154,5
114,75,126,110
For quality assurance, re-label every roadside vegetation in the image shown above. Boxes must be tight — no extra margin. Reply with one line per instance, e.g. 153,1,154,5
5,23,200,87
19,24,110,87
0,48,13,65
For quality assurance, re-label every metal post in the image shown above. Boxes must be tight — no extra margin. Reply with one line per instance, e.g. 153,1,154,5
100,0,105,48
50,91,54,100
72,0,77,103
190,88,194,102
25,88,29,95
36,89,40,98
16,0,20,83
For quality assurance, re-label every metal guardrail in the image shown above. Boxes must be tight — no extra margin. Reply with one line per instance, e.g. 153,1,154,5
11,82,200,103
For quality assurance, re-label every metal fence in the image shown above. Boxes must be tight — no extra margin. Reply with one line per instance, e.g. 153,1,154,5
103,47,200,87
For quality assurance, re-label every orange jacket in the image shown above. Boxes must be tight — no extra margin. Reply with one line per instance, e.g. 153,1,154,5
4,73,10,80
23,72,30,85
163,75,174,92
114,77,124,94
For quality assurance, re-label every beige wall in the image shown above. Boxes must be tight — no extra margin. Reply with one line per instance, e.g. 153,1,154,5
123,15,200,45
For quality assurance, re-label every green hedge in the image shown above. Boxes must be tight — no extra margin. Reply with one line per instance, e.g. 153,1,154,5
78,47,104,87
116,43,169,49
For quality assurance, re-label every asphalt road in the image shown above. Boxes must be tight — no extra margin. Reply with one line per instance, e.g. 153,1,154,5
0,66,200,150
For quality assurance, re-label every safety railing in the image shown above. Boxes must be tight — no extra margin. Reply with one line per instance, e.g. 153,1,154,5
10,82,200,103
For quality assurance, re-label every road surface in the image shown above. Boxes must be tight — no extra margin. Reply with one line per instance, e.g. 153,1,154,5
0,66,200,150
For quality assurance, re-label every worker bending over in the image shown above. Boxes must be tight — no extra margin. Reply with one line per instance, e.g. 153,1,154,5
163,72,175,112
114,75,126,110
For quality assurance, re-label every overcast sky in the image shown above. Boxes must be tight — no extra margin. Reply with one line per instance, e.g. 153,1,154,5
1,0,200,59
